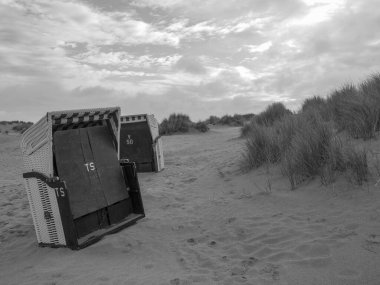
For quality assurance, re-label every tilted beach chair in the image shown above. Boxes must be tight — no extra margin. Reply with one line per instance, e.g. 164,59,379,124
20,107,145,249
119,114,164,172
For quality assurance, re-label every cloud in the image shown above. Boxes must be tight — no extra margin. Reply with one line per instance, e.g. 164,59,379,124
132,0,306,21
74,50,181,71
174,56,207,74
2,0,380,122
244,41,273,53
0,0,181,89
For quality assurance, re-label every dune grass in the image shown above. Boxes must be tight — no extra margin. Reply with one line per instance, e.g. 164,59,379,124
327,84,380,139
241,72,380,190
243,111,370,189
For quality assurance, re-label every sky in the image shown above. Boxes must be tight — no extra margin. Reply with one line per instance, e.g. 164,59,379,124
1,0,380,122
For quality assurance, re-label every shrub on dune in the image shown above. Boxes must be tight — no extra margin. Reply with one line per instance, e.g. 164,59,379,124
12,122,33,133
327,81,380,139
219,114,243,126
241,73,380,189
242,109,369,189
194,121,209,133
327,84,358,130
301,96,331,121
240,120,255,137
359,73,380,132
255,102,292,127
207,115,220,125
240,102,292,138
159,113,192,135
159,113,211,135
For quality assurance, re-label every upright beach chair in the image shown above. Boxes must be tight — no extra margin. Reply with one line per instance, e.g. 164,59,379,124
20,107,145,249
119,114,164,172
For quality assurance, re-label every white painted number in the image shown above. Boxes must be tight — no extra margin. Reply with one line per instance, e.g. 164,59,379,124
55,187,65,198
126,134,134,145
84,162,96,172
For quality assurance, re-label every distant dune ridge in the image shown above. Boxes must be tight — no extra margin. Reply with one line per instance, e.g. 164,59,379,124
0,121,33,134
159,113,255,135
1,73,380,284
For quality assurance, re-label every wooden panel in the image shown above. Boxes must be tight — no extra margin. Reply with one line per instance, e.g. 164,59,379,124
136,162,154,172
54,128,103,218
79,128,108,209
107,198,133,225
87,126,128,206
74,211,101,238
74,209,109,238
120,122,154,163
53,126,128,219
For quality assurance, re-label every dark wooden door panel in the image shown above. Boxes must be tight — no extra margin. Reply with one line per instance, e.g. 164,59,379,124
54,128,101,218
120,122,153,163
87,126,129,206
53,126,128,219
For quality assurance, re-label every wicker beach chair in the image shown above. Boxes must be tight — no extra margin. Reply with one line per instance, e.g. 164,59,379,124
119,114,164,172
20,107,145,249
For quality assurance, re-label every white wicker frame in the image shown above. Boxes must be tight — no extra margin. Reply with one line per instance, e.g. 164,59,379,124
20,107,121,246
120,114,164,172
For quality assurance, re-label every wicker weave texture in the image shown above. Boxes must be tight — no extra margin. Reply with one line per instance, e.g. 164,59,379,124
156,138,165,171
146,114,159,141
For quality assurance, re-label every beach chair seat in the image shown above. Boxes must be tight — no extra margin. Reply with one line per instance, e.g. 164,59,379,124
21,107,145,249
120,114,164,172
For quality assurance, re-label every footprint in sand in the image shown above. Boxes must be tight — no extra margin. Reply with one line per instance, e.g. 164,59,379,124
294,242,331,258
290,256,332,268
226,217,236,224
190,220,202,226
266,251,300,262
51,273,63,278
187,238,197,245
338,268,360,279
228,257,259,280
169,278,191,285
329,226,357,239
181,177,197,184
259,263,280,281
362,234,380,253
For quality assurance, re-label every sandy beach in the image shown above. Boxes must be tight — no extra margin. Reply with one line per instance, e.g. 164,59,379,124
1,126,380,285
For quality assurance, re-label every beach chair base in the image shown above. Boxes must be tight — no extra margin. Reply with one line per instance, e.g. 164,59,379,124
23,162,145,250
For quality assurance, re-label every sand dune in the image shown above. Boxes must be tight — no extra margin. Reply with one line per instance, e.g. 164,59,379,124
1,126,380,284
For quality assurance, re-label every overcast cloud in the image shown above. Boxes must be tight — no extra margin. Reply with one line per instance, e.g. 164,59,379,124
1,0,380,122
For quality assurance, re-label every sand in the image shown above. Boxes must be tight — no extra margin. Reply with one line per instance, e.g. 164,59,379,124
1,126,380,285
